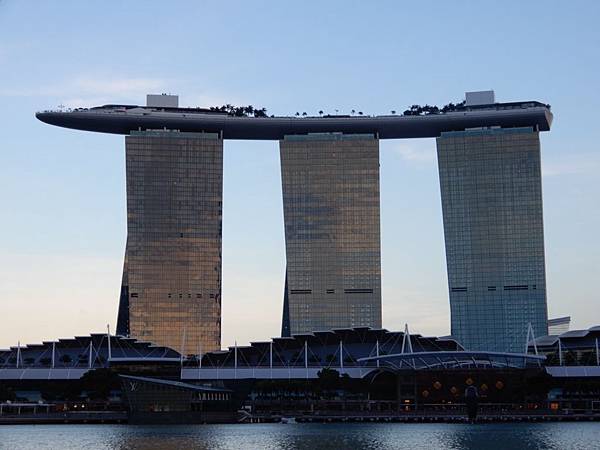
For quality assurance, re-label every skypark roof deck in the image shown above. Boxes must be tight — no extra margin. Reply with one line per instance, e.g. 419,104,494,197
36,100,552,140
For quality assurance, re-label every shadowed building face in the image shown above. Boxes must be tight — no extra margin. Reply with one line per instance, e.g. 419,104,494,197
437,127,548,352
280,134,382,335
116,131,223,354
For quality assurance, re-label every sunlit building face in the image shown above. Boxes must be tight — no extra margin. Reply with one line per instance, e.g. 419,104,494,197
117,131,223,354
280,134,382,335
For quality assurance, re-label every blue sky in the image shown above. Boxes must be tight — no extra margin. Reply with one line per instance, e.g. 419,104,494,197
1,1,599,348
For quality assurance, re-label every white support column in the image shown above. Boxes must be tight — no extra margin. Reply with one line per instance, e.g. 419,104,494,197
88,341,93,369
402,323,413,354
234,340,238,380
180,326,187,367
269,341,273,379
376,340,380,368
51,342,55,369
339,340,343,370
558,338,563,366
107,324,112,362
525,322,538,355
304,341,308,369
16,341,21,369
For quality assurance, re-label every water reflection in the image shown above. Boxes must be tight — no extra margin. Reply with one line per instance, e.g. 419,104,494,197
1,423,598,450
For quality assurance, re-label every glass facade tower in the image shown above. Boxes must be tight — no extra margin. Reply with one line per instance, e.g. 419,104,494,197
437,127,548,352
280,134,382,336
116,131,223,354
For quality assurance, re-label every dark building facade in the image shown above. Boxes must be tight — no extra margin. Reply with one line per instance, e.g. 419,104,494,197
437,127,548,352
120,375,234,424
531,326,600,367
116,131,223,354
280,134,382,335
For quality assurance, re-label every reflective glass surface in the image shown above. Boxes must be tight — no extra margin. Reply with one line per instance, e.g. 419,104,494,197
120,131,223,354
437,128,548,352
280,134,382,334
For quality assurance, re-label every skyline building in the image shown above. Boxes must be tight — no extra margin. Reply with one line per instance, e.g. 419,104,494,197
437,126,548,352
280,134,382,335
116,130,223,355
548,316,571,335
36,91,554,352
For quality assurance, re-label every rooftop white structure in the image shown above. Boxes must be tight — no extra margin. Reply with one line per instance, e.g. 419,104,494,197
465,90,495,106
146,94,179,108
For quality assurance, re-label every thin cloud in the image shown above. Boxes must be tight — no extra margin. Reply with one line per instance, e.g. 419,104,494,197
542,155,600,177
72,76,165,97
0,75,243,110
0,75,167,107
393,140,437,164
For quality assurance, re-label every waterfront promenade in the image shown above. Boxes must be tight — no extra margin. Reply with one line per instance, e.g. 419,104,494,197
2,402,599,425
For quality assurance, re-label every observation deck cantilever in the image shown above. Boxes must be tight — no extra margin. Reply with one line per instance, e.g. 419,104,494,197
36,101,553,140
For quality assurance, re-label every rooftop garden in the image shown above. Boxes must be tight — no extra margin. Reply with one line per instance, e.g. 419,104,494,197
208,100,468,118
208,104,269,117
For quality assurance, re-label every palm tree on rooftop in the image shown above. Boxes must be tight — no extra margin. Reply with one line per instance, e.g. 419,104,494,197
254,107,268,118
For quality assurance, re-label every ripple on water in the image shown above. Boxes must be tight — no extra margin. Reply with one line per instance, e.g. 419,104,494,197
1,422,599,450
